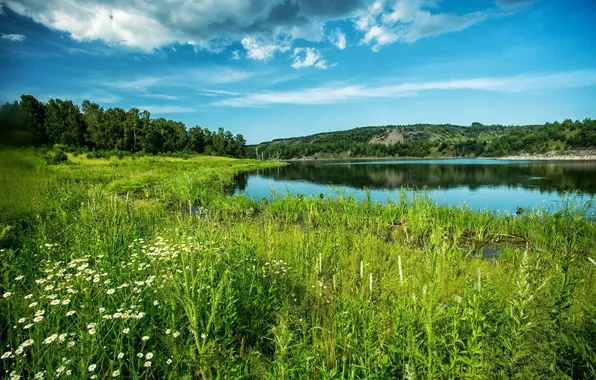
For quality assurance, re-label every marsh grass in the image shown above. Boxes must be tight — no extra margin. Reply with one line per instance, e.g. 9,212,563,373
1,150,595,379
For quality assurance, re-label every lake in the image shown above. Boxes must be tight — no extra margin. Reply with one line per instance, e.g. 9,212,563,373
233,159,596,213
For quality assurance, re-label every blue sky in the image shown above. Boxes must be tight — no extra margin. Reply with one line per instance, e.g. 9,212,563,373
1,0,595,143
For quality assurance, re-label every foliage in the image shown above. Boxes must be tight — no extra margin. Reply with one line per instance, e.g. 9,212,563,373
0,95,247,158
44,149,68,165
0,150,595,379
247,120,596,159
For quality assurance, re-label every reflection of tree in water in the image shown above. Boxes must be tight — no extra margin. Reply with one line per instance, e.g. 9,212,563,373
226,172,249,195
245,161,596,194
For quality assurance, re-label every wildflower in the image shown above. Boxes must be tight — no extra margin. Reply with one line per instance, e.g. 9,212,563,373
34,372,45,379
173,331,180,338
35,310,45,316
107,289,115,295
15,347,23,355
165,329,171,334
33,316,44,323
56,366,65,374
87,323,96,329
137,352,143,358
201,333,207,339
166,358,172,365
112,370,120,377
141,335,150,341
62,299,71,305
43,334,58,344
118,352,124,359
2,292,12,298
144,361,152,368
123,328,130,334
99,307,105,313
50,299,61,306
65,370,72,376
23,339,34,346
88,364,96,372
45,285,54,291
1,351,12,359
24,294,33,299
88,329,96,335
145,352,153,359
59,333,67,342
65,310,75,317
24,324,33,329
18,318,26,324
29,302,38,308
67,341,75,348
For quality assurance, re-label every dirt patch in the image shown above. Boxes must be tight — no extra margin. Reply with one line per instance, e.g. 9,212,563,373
369,129,405,145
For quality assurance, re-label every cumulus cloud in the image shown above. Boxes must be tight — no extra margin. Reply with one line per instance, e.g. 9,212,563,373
2,0,366,51
291,47,329,69
329,29,347,49
241,36,290,61
1,33,26,42
357,0,504,51
214,70,596,107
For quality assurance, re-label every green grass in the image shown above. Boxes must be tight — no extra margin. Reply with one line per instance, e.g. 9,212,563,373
1,149,595,379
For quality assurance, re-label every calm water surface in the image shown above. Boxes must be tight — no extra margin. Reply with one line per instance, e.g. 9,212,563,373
233,159,596,212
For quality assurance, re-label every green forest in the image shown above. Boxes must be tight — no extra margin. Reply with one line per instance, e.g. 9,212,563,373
0,95,246,158
3,95,596,161
248,120,596,159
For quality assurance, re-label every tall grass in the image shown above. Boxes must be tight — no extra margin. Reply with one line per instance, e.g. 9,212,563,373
1,150,595,379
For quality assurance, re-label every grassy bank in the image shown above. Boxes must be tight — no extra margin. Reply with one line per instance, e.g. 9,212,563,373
1,150,595,379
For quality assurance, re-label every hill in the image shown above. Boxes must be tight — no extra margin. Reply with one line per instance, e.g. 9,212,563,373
247,120,596,160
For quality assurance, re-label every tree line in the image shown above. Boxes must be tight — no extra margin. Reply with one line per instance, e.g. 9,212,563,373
0,95,246,157
248,120,596,159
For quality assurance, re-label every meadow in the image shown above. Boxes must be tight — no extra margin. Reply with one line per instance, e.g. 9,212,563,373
1,150,595,379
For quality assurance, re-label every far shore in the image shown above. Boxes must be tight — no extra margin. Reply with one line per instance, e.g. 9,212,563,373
281,151,596,162
492,150,596,161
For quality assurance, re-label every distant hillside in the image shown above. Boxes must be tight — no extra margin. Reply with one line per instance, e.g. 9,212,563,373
247,120,596,160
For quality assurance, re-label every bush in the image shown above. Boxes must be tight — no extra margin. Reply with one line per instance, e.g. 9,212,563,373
45,149,68,165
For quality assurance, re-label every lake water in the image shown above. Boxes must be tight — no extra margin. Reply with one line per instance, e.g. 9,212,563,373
233,159,596,213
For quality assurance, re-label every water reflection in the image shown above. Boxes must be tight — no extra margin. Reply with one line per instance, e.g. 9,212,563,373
234,159,596,211
236,159,596,194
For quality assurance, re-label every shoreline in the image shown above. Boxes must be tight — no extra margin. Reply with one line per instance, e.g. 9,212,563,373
279,150,596,162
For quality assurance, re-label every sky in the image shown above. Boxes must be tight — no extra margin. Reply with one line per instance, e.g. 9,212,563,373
0,0,595,144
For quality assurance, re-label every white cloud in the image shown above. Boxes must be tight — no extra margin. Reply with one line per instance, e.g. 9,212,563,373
3,0,366,51
241,36,290,61
329,29,347,49
200,89,242,97
291,47,329,69
232,50,240,60
214,70,596,107
362,26,398,51
106,67,254,92
357,0,501,51
1,33,26,42
135,105,197,114
143,94,180,100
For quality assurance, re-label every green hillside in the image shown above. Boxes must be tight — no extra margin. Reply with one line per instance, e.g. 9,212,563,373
247,120,596,159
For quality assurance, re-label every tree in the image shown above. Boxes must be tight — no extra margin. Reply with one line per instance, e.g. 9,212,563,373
45,99,86,146
19,95,47,145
